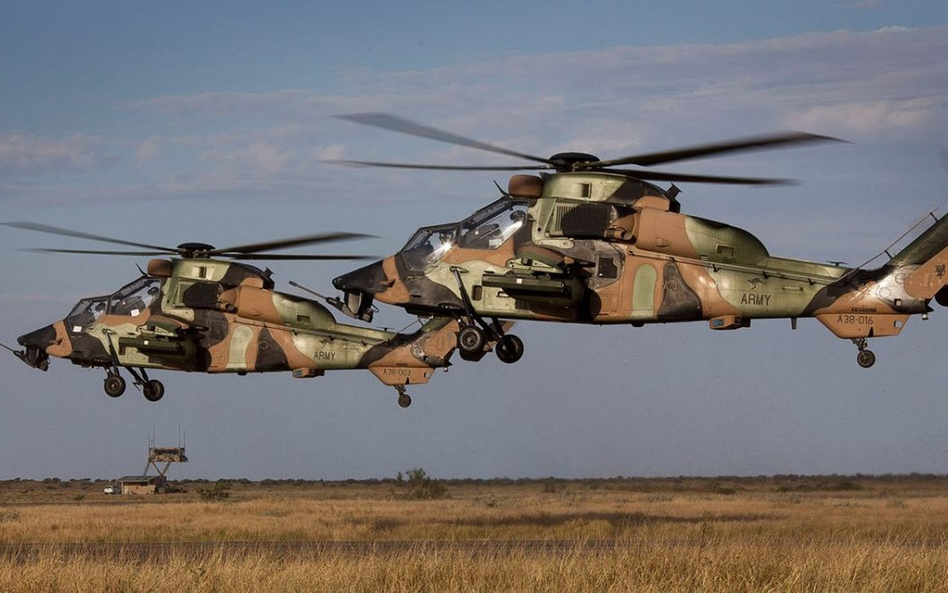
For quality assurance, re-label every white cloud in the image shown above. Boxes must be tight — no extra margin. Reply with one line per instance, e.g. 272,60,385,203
129,26,948,149
135,136,163,164
9,25,945,203
785,97,943,136
199,141,294,176
0,133,118,175
315,144,346,160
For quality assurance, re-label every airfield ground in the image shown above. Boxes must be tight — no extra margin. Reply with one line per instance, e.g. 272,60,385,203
1,475,947,591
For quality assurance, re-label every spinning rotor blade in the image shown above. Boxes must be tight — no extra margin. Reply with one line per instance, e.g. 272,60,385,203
209,231,375,255
220,253,375,261
336,112,553,166
6,221,375,261
591,132,843,168
599,168,794,186
326,159,549,171
22,248,174,256
3,221,177,253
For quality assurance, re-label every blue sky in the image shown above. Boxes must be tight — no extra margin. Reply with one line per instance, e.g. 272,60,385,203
2,1,948,479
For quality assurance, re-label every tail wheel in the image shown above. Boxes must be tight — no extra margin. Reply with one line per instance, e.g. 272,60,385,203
104,375,126,398
142,379,165,402
398,393,412,408
856,350,876,369
496,334,525,364
457,326,486,354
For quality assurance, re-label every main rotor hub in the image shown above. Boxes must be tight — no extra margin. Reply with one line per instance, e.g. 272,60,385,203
548,152,600,172
177,242,216,257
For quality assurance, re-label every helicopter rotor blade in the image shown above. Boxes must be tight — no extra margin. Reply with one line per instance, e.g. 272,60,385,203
209,232,376,256
325,159,550,171
3,221,179,253
220,253,375,261
599,168,795,185
335,112,554,166
589,132,845,168
20,248,175,256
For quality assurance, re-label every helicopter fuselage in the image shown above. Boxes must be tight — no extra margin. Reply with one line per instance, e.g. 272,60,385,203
334,172,941,349
17,257,461,395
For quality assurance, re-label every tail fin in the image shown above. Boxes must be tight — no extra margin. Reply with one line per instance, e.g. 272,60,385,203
889,213,948,266
890,213,948,300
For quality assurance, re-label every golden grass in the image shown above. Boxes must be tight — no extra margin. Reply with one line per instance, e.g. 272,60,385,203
2,540,947,592
2,477,948,591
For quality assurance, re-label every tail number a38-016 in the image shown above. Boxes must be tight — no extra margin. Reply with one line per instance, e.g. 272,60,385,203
837,314,874,325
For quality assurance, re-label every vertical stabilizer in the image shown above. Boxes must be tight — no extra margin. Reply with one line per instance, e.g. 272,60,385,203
889,213,948,300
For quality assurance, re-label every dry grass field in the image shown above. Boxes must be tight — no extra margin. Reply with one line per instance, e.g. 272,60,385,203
2,475,947,591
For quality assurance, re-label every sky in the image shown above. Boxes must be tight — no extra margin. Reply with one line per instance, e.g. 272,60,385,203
2,1,948,480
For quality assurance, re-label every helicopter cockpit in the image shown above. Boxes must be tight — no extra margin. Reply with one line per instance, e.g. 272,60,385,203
65,297,109,333
458,199,528,250
65,277,163,333
108,277,162,317
399,199,529,273
401,224,457,273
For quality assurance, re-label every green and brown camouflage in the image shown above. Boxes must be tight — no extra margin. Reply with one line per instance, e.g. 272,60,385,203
334,171,948,368
14,257,473,407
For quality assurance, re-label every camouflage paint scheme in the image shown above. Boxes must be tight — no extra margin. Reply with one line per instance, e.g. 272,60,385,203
17,258,466,389
335,172,948,354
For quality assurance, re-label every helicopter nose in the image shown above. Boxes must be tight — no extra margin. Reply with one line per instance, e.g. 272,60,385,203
17,324,57,350
333,260,389,295
16,324,56,370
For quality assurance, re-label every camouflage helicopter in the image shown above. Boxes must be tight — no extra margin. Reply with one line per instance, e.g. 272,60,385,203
329,113,948,368
3,222,498,408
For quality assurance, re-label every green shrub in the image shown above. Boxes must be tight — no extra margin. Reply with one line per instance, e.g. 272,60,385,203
396,468,447,500
197,482,231,502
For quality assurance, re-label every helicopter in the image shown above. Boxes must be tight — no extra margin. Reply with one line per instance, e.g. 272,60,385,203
329,113,948,368
3,222,505,408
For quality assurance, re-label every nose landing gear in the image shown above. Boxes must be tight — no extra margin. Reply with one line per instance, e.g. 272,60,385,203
142,379,165,402
495,334,524,364
450,268,524,364
101,367,165,401
104,373,126,397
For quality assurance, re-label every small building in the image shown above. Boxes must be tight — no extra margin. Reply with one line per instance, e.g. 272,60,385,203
118,475,167,495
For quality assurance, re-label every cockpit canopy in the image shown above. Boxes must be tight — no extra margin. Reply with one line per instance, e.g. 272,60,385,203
65,276,163,332
399,198,529,272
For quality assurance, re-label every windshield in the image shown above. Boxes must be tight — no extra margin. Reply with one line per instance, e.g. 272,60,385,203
66,297,108,332
400,224,457,272
459,199,528,250
109,277,162,316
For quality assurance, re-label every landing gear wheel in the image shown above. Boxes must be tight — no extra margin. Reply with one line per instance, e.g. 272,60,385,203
856,350,876,369
496,334,525,364
142,379,165,402
395,385,412,408
457,325,486,355
104,375,126,398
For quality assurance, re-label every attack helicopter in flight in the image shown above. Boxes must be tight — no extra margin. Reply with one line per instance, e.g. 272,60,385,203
3,222,502,408
330,113,948,368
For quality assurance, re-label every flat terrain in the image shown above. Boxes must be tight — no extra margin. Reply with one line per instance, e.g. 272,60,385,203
2,475,947,591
